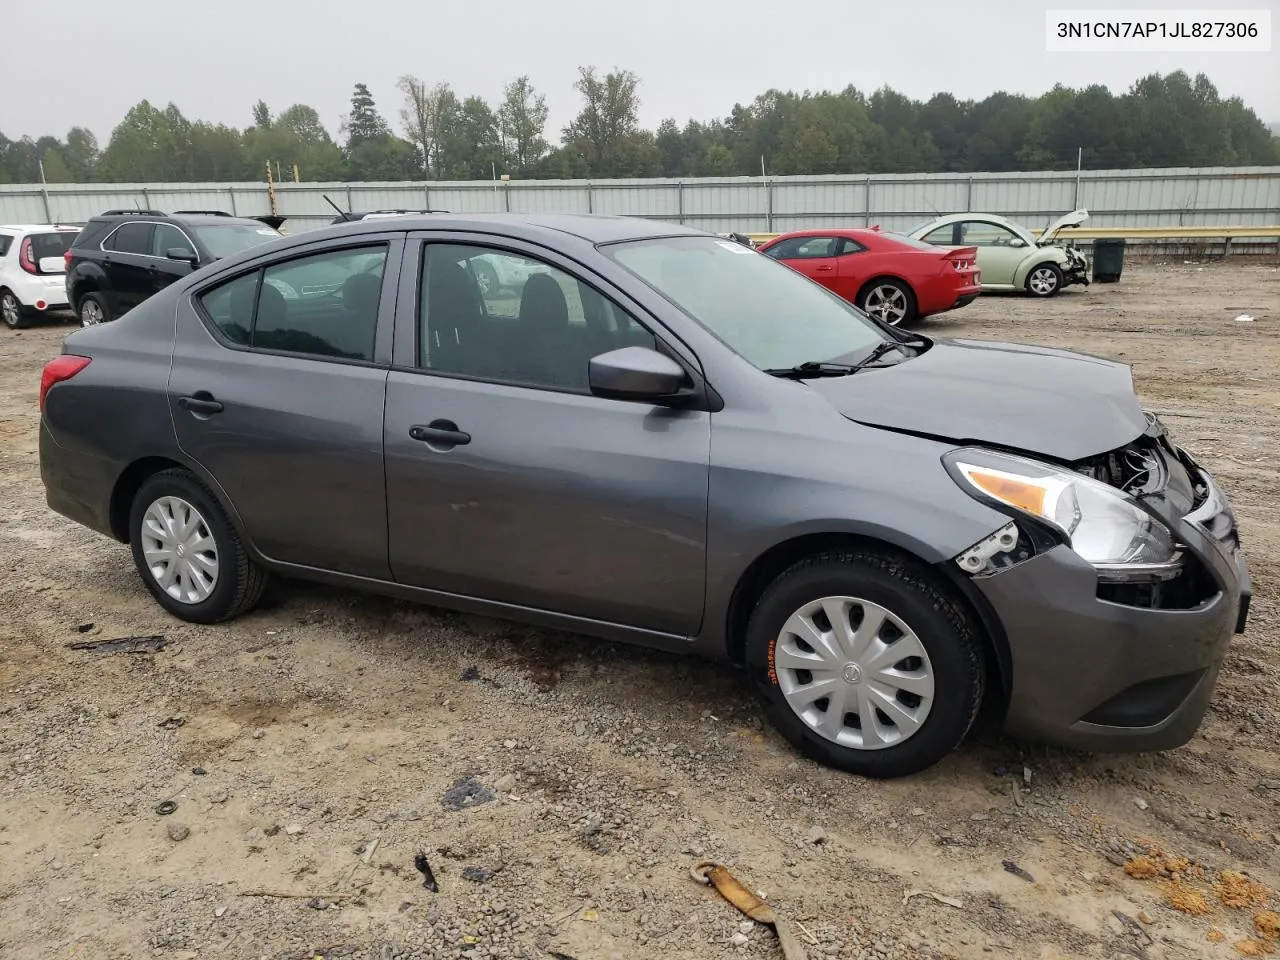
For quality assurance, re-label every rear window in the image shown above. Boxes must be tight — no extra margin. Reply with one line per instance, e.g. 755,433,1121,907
0,235,12,257
28,231,79,259
883,232,949,252
190,223,282,260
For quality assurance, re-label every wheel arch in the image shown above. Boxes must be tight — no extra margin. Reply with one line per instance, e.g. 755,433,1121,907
1013,253,1064,289
854,274,915,304
108,455,258,558
723,530,1011,707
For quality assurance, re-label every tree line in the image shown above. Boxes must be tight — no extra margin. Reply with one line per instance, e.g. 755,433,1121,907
0,69,1274,186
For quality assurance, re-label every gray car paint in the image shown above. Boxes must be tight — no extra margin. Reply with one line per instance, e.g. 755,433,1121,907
39,212,1248,754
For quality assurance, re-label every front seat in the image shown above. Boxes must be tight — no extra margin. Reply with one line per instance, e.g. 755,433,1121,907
517,273,578,388
425,260,486,375
338,271,382,359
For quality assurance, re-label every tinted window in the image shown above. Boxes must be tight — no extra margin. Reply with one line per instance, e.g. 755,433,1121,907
109,222,155,255
28,232,77,259
765,236,840,260
152,223,194,259
197,271,257,345
254,246,387,361
0,235,12,257
419,243,655,392
837,237,867,255
607,235,887,372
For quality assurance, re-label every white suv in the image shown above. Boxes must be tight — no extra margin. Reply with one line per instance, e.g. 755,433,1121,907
0,225,82,329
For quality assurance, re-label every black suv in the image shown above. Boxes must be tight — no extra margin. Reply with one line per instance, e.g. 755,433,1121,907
65,210,285,326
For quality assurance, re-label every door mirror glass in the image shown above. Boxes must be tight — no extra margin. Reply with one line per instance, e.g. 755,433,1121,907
588,346,689,402
1009,237,1027,248
167,247,199,264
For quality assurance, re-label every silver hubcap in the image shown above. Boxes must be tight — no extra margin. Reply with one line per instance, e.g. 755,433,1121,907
476,267,495,296
2,295,19,327
81,300,103,326
864,285,907,325
1029,268,1058,295
141,496,219,604
773,596,935,750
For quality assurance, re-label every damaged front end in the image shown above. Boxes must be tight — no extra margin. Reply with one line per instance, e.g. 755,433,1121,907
1061,244,1090,288
945,412,1249,633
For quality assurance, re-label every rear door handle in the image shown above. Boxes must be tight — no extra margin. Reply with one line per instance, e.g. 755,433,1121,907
178,392,224,416
409,419,470,449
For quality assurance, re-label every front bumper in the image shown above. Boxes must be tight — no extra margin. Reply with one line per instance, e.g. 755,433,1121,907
1062,254,1090,288
977,461,1247,753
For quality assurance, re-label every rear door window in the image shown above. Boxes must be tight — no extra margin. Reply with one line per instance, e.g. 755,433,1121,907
108,222,155,255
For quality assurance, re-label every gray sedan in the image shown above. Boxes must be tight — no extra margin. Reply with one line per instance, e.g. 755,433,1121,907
38,214,1250,778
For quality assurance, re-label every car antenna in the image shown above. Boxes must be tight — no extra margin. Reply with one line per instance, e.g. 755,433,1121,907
322,194,353,221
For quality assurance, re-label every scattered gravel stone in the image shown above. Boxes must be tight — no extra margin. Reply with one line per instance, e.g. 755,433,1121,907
166,822,190,842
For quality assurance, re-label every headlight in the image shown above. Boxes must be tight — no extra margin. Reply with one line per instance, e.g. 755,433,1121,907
946,449,1176,567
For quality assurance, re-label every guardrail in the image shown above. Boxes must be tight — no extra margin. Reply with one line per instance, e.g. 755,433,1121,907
746,225,1280,245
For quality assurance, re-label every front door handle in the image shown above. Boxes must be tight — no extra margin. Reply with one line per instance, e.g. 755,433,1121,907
815,265,834,272
409,419,470,449
178,392,224,416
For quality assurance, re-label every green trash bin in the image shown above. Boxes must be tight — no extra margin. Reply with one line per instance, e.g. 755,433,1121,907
1092,238,1125,283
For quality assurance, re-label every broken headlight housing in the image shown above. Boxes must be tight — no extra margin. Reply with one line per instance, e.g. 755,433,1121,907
945,448,1177,572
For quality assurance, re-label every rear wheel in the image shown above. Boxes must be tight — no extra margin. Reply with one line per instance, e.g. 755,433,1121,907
129,469,267,624
744,549,984,778
1026,263,1063,297
78,293,110,327
1,291,27,330
858,279,917,327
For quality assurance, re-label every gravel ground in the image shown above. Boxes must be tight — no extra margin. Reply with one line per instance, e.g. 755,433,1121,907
1,259,1277,960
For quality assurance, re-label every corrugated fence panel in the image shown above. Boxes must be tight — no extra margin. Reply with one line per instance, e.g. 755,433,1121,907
3,168,1277,236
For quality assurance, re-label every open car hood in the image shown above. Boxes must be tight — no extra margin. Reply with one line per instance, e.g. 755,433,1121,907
1038,208,1089,244
805,338,1148,462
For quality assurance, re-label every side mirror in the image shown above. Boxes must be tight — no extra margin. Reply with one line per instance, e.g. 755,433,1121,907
167,248,199,265
1009,237,1027,248
589,346,690,403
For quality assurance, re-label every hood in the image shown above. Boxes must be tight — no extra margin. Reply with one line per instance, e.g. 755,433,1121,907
1039,208,1089,244
806,338,1147,462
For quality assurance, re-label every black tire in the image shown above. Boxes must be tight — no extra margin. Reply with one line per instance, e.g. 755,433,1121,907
1,290,27,330
857,278,918,327
743,549,984,778
78,292,111,327
472,260,501,298
1025,263,1063,298
128,468,268,624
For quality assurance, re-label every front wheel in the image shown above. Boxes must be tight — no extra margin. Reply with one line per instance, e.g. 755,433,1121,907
858,279,917,327
129,469,268,624
744,549,984,778
1026,263,1063,297
1,291,26,330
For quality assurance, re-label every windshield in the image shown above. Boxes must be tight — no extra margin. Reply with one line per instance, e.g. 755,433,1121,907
191,223,282,259
605,235,887,370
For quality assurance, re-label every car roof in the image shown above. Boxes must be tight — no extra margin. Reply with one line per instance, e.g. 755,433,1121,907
89,213,267,228
0,224,81,233
283,213,704,248
921,212,1020,229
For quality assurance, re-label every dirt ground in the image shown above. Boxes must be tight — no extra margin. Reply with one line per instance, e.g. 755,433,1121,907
1,260,1277,960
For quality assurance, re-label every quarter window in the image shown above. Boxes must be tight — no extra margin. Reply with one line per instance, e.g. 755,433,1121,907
418,243,656,392
195,244,388,362
0,235,12,257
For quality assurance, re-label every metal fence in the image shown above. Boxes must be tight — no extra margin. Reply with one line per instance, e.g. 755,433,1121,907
2,166,1278,236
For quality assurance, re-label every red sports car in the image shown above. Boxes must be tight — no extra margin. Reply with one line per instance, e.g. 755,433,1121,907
756,228,981,326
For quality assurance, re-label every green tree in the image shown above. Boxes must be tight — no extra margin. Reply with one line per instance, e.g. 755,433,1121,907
101,101,187,180
63,127,100,180
563,66,644,176
346,83,389,147
440,96,503,179
497,75,550,172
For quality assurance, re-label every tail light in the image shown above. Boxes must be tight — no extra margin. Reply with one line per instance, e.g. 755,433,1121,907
63,248,74,269
19,238,38,274
39,355,91,411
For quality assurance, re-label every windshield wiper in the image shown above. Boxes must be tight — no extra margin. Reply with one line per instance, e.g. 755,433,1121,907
764,361,859,379
849,340,912,370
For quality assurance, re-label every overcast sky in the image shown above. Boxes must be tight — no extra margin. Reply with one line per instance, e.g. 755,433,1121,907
6,0,1278,145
